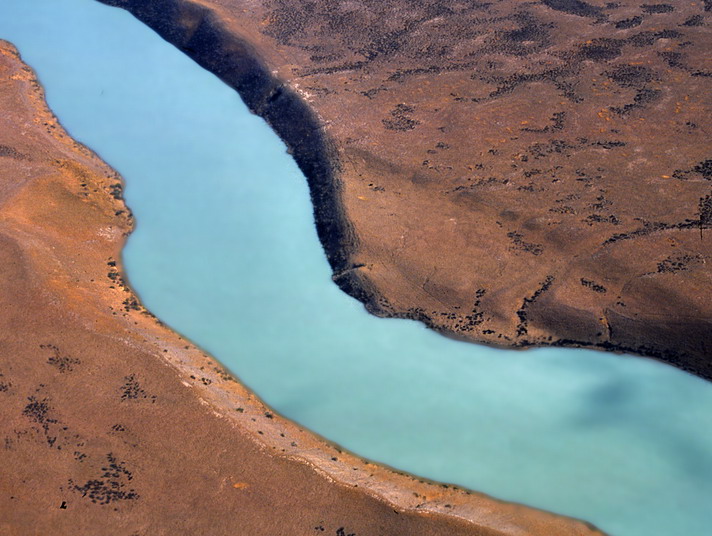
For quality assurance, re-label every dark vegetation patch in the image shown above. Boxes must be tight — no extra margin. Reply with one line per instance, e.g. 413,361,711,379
0,145,28,160
490,13,553,56
522,111,566,133
550,204,577,214
108,183,123,200
581,278,607,293
298,61,368,77
305,85,335,97
603,63,663,115
698,192,712,238
615,16,642,29
122,297,141,312
447,176,510,194
388,63,474,83
673,158,712,181
641,4,674,14
604,221,672,244
507,231,544,255
23,397,57,428
603,219,696,245
453,288,487,333
23,396,62,448
589,194,612,211
574,168,601,187
120,374,156,403
0,372,11,393
309,53,340,63
681,15,704,26
261,0,319,47
573,27,682,86
541,0,604,19
577,38,623,61
41,344,81,373
658,51,684,69
657,254,702,274
610,87,662,115
605,64,655,87
360,86,387,99
516,276,555,336
69,453,139,505
693,160,712,181
263,0,492,75
477,66,580,102
527,139,577,159
628,29,681,47
213,365,236,382
583,214,620,225
382,103,420,131
591,140,626,149
549,111,567,131
358,22,416,61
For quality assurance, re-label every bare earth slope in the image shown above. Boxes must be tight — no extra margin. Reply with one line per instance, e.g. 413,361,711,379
0,40,605,535
99,0,712,377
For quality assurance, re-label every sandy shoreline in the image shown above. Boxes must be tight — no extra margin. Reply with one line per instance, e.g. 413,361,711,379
0,39,605,534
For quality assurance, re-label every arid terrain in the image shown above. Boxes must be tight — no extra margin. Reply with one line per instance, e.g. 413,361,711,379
100,0,712,377
0,39,606,535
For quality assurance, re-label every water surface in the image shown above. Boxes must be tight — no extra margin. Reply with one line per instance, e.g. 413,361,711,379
2,1,711,535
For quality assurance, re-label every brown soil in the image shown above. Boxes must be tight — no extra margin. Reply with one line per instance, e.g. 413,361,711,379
100,0,712,377
0,40,605,535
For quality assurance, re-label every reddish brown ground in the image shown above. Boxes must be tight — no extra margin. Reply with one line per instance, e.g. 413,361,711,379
0,40,605,535
102,0,712,377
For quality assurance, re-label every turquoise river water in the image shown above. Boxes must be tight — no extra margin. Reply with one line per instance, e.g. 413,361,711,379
2,1,711,534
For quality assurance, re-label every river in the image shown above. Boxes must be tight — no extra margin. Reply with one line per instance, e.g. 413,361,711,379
1,1,711,534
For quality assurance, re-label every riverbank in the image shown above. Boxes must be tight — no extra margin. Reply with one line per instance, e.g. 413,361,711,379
98,0,712,377
0,39,605,535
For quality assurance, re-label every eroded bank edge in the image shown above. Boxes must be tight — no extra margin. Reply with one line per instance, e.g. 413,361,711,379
98,0,376,301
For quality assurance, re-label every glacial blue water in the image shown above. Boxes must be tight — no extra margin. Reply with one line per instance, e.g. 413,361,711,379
2,1,711,534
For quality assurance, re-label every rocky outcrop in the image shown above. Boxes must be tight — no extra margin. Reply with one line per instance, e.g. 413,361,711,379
97,0,712,378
